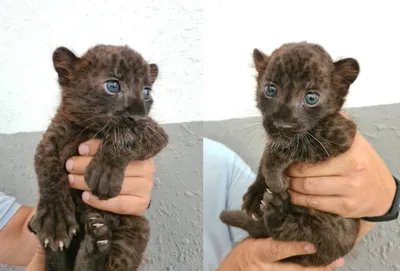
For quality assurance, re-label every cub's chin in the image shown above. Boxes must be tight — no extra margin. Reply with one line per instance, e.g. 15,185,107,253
266,132,295,147
263,125,296,147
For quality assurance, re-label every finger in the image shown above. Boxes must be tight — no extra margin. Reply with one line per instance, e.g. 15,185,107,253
270,262,337,271
313,258,345,271
289,190,345,216
289,176,350,196
125,159,155,177
268,262,307,271
68,174,90,190
288,151,357,177
77,139,102,156
69,175,153,196
26,247,46,271
330,258,345,269
271,257,344,271
66,157,155,177
271,262,337,271
339,111,349,118
81,192,150,215
65,156,92,174
253,238,316,262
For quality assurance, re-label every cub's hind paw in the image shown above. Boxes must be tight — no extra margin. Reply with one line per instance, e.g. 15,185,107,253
84,213,112,254
242,182,267,220
260,190,289,216
29,198,78,251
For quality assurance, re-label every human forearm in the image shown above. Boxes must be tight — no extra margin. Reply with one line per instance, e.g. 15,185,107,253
0,206,39,266
216,238,341,271
217,256,240,271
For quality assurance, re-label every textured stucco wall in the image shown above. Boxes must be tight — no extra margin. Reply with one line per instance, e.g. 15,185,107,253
0,0,203,134
205,103,400,271
0,122,202,271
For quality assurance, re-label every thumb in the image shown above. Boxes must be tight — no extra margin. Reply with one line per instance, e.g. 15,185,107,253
26,246,46,271
252,238,317,262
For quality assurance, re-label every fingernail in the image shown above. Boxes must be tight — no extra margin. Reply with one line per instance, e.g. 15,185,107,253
82,191,90,201
66,159,73,172
304,244,316,253
68,174,74,185
78,144,89,155
335,258,345,267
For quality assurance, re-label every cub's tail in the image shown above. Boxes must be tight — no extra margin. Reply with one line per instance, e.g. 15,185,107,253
220,210,269,239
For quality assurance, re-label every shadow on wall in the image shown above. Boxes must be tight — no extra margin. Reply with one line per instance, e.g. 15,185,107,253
204,103,400,271
0,122,203,271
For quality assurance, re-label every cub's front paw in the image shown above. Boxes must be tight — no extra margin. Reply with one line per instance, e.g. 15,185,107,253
260,190,289,216
242,183,266,220
83,213,112,254
29,198,78,251
133,118,169,160
85,160,124,200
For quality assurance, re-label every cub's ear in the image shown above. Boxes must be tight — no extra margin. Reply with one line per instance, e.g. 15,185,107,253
52,47,79,86
253,48,269,73
149,63,158,84
334,58,360,85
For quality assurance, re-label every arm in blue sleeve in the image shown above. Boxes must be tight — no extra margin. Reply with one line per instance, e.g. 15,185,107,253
226,151,256,244
0,192,21,230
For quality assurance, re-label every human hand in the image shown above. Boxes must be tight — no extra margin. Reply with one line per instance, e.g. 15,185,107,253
66,139,154,215
288,130,395,219
25,246,45,271
217,238,344,271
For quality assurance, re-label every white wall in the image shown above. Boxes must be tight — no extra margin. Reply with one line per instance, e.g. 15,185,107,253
1,0,400,133
204,0,400,121
0,0,203,134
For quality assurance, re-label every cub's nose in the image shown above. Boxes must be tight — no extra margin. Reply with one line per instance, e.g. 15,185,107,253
272,119,296,130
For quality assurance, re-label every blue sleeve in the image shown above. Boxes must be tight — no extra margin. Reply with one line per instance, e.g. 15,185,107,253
226,150,256,244
203,138,256,244
0,192,21,230
203,138,257,270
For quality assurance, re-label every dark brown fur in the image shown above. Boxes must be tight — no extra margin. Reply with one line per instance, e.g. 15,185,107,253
221,42,361,267
28,45,168,271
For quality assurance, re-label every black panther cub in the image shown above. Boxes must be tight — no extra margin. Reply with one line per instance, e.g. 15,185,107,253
221,42,360,267
28,45,169,271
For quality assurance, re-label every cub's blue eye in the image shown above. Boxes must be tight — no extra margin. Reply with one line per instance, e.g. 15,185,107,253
104,80,121,94
264,83,277,98
303,92,320,107
142,87,152,101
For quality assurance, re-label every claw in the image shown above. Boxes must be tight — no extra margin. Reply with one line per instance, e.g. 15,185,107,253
261,200,266,206
97,240,109,245
72,229,77,235
266,188,272,194
251,214,260,221
44,239,49,247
